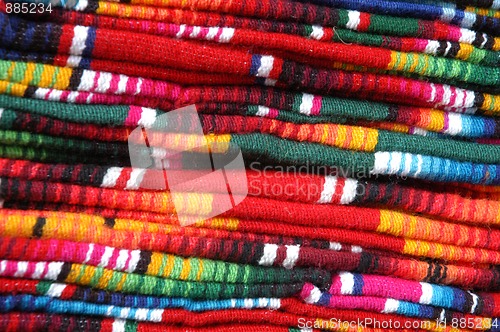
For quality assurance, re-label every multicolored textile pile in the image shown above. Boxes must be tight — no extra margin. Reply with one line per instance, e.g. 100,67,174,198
1,0,500,331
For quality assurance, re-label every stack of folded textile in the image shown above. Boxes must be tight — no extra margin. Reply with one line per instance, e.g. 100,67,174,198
1,0,500,331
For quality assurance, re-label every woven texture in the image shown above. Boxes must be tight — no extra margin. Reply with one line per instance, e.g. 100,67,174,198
1,0,500,331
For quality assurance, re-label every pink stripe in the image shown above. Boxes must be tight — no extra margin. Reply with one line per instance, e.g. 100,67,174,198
449,86,458,109
125,106,143,127
107,248,121,269
311,96,323,116
328,295,387,312
108,73,120,94
435,84,445,106
183,26,194,38
300,282,315,300
92,72,101,91
268,108,279,119
90,243,106,266
198,27,210,39
447,26,462,42
125,77,139,96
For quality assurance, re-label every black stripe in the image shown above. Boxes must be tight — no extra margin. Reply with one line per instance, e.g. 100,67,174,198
57,262,73,282
104,217,115,228
68,68,84,91
32,217,46,238
135,250,152,274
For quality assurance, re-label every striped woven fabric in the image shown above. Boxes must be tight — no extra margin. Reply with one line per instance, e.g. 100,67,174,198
1,0,500,331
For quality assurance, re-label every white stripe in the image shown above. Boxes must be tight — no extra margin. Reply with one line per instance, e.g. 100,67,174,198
135,308,149,321
443,42,452,56
125,168,146,190
117,75,128,94
256,106,270,117
419,282,433,305
176,25,186,38
389,152,403,174
190,26,201,38
14,261,29,277
95,72,113,93
444,112,462,136
48,90,63,102
126,250,141,273
74,0,89,11
112,319,126,332
205,27,219,41
441,85,452,106
150,309,164,322
439,309,446,322
219,28,235,43
481,33,488,48
70,26,89,56
318,176,337,203
32,262,45,279
452,88,465,109
101,167,123,188
414,155,424,177
428,83,437,103
304,285,322,304
329,242,342,251
257,56,274,78
310,25,324,40
464,90,475,108
458,29,476,44
493,0,500,9
46,262,64,280
66,55,82,68
99,246,114,268
134,78,143,95
346,11,361,30
270,298,281,309
340,178,357,204
47,283,67,297
351,245,363,253
138,107,157,128
0,261,6,274
382,298,399,313
469,291,479,314
424,40,440,55
371,151,390,174
115,249,129,271
339,272,355,295
299,93,314,115
0,108,4,120
243,299,254,309
401,153,413,176
34,88,50,100
78,70,96,91
258,243,278,266
67,91,79,103
83,244,94,264
119,308,131,319
257,298,267,308
282,245,300,269
411,127,429,136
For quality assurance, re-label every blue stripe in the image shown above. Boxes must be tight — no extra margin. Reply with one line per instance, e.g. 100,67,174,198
82,27,97,58
250,55,261,76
